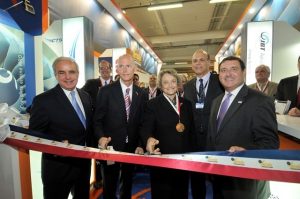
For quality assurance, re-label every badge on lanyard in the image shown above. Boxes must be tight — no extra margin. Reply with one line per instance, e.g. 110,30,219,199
196,102,204,109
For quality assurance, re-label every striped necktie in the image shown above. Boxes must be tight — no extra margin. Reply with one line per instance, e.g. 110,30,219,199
124,88,131,121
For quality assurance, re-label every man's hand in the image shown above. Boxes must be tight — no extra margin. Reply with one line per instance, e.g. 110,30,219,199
135,147,144,155
228,146,246,153
288,107,300,117
146,137,161,155
98,137,111,149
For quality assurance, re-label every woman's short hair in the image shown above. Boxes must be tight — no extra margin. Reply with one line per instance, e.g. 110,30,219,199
158,69,180,88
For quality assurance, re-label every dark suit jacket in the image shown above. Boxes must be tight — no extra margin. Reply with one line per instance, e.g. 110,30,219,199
207,85,279,199
140,94,194,154
144,87,162,100
94,80,147,152
207,85,279,151
29,84,94,146
184,73,224,150
276,75,299,109
29,85,93,197
82,78,113,106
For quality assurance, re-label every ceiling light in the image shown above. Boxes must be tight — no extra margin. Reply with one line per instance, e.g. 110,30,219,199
175,62,188,65
249,8,255,14
209,0,240,3
147,3,183,11
117,13,122,19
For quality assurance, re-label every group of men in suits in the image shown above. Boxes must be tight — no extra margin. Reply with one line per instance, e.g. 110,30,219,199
29,54,148,199
29,50,286,199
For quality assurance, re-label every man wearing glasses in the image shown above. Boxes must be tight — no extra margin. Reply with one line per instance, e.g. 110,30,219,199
82,59,113,189
82,60,113,106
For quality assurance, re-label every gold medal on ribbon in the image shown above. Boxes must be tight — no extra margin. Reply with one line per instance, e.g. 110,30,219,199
176,122,185,133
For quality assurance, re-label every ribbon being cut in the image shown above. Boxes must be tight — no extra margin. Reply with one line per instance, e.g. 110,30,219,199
0,123,299,183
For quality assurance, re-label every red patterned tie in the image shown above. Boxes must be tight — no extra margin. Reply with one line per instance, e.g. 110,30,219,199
297,87,300,107
125,88,131,121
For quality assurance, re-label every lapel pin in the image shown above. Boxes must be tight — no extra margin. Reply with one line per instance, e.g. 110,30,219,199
238,101,243,104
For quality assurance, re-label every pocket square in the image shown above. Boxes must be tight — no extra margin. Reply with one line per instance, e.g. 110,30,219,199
238,101,243,104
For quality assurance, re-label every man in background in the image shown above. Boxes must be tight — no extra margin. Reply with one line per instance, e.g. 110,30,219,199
133,73,140,87
178,74,187,97
184,49,224,198
82,60,113,106
82,59,113,189
94,54,147,199
207,56,279,199
276,56,300,116
29,57,93,198
248,64,278,98
144,75,161,100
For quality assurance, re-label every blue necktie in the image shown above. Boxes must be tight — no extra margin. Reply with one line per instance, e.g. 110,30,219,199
70,91,86,129
217,93,232,130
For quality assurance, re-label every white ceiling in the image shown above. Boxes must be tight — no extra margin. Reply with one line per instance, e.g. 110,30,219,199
113,0,252,74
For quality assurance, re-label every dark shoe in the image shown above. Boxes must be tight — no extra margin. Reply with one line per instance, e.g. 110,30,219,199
93,181,103,189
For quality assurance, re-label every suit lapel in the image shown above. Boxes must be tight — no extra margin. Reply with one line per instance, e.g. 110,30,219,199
191,78,198,103
54,85,73,111
204,74,216,106
77,88,90,127
218,85,247,132
53,85,82,122
211,94,223,137
114,81,128,121
129,85,139,121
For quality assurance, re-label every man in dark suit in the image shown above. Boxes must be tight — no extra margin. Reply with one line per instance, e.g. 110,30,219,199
82,59,113,189
276,56,300,116
184,49,224,198
82,60,113,106
207,56,279,199
29,57,93,199
144,75,161,100
94,54,147,199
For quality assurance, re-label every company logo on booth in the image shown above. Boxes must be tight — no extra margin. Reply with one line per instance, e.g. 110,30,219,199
260,32,269,51
45,38,63,43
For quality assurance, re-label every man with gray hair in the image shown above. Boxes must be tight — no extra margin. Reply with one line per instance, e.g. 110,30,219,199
29,57,93,198
248,64,278,98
